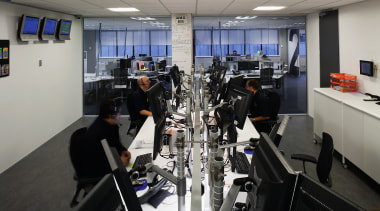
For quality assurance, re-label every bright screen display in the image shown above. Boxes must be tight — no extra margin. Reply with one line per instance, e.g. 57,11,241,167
43,19,57,35
23,16,40,34
60,20,71,35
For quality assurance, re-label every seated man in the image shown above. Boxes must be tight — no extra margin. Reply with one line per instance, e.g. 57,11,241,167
245,79,273,133
80,99,131,178
133,76,153,124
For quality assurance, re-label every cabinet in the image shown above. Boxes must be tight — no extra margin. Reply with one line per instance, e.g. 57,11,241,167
314,88,380,183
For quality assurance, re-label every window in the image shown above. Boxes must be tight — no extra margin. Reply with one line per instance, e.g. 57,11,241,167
195,30,211,56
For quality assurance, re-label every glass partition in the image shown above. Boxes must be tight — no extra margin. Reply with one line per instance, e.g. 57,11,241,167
83,16,306,115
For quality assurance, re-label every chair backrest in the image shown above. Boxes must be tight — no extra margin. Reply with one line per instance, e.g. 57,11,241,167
316,132,334,187
267,91,281,120
69,127,88,177
127,93,139,122
260,68,274,85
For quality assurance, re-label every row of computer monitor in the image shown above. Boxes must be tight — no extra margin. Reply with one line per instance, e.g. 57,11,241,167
74,132,364,211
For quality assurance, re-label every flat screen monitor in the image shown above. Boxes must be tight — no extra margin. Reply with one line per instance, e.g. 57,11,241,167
39,17,58,40
223,83,253,129
147,81,167,124
246,133,298,211
229,74,245,88
360,60,374,77
74,173,126,211
153,117,166,160
291,173,365,211
101,140,142,211
56,19,72,40
209,66,227,106
18,15,40,41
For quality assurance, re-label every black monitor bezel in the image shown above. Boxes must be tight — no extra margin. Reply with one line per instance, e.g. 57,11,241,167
359,60,374,77
147,81,166,124
246,133,297,211
223,83,253,129
290,173,365,211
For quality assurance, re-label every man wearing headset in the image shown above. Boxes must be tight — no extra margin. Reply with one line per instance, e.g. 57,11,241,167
81,99,131,178
133,76,153,123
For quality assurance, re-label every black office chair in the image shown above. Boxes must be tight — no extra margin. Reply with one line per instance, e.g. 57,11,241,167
291,132,334,187
259,68,274,89
69,127,102,207
126,93,143,138
254,91,281,134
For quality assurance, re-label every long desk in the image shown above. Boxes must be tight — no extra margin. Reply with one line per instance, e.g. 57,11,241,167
314,88,380,184
129,116,259,210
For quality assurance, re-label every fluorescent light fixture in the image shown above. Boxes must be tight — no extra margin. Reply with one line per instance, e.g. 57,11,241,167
108,8,139,12
253,6,285,11
235,16,257,20
130,17,156,21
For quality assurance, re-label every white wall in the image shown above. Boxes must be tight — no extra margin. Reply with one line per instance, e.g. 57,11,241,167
0,2,83,173
306,13,320,118
307,0,380,117
339,0,380,96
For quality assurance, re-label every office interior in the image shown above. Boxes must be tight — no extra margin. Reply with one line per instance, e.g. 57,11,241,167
1,0,380,210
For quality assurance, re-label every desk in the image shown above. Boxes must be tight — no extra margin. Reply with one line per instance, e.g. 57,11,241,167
129,116,259,210
314,88,380,183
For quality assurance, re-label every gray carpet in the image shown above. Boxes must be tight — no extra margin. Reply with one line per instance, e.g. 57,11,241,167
0,115,379,210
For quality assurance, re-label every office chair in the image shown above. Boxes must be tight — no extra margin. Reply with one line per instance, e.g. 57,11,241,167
259,68,274,89
69,127,102,207
254,91,281,134
291,132,334,187
126,93,143,138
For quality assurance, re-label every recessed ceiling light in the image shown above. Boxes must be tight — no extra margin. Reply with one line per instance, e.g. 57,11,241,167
130,17,156,21
253,6,285,11
108,8,139,12
235,16,257,20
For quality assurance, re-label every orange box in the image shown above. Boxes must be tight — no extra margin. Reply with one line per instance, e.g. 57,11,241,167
330,73,357,92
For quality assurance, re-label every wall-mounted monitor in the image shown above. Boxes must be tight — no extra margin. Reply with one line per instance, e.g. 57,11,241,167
56,19,72,40
39,17,58,40
18,15,41,41
360,60,374,77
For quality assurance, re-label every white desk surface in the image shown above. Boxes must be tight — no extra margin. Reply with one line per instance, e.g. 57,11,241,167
132,115,259,148
314,88,380,119
129,115,258,210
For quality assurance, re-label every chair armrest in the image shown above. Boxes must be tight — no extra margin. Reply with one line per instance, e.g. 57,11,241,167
291,154,317,164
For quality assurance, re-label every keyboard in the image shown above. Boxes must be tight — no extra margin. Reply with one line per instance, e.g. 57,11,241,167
134,153,152,167
235,152,250,174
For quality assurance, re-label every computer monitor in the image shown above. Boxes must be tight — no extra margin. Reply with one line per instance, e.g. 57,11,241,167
18,15,40,41
229,74,245,88
238,61,250,71
291,173,365,211
209,66,227,106
101,140,142,211
147,81,167,124
170,65,181,88
360,60,374,77
223,83,253,129
246,133,298,211
153,116,166,160
74,173,126,211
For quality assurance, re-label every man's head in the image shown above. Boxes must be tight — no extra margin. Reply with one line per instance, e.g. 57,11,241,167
233,50,237,55
137,76,151,92
246,79,259,94
99,99,122,124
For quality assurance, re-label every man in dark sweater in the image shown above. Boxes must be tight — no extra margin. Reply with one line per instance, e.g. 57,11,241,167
80,99,131,178
245,79,272,133
133,76,152,123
